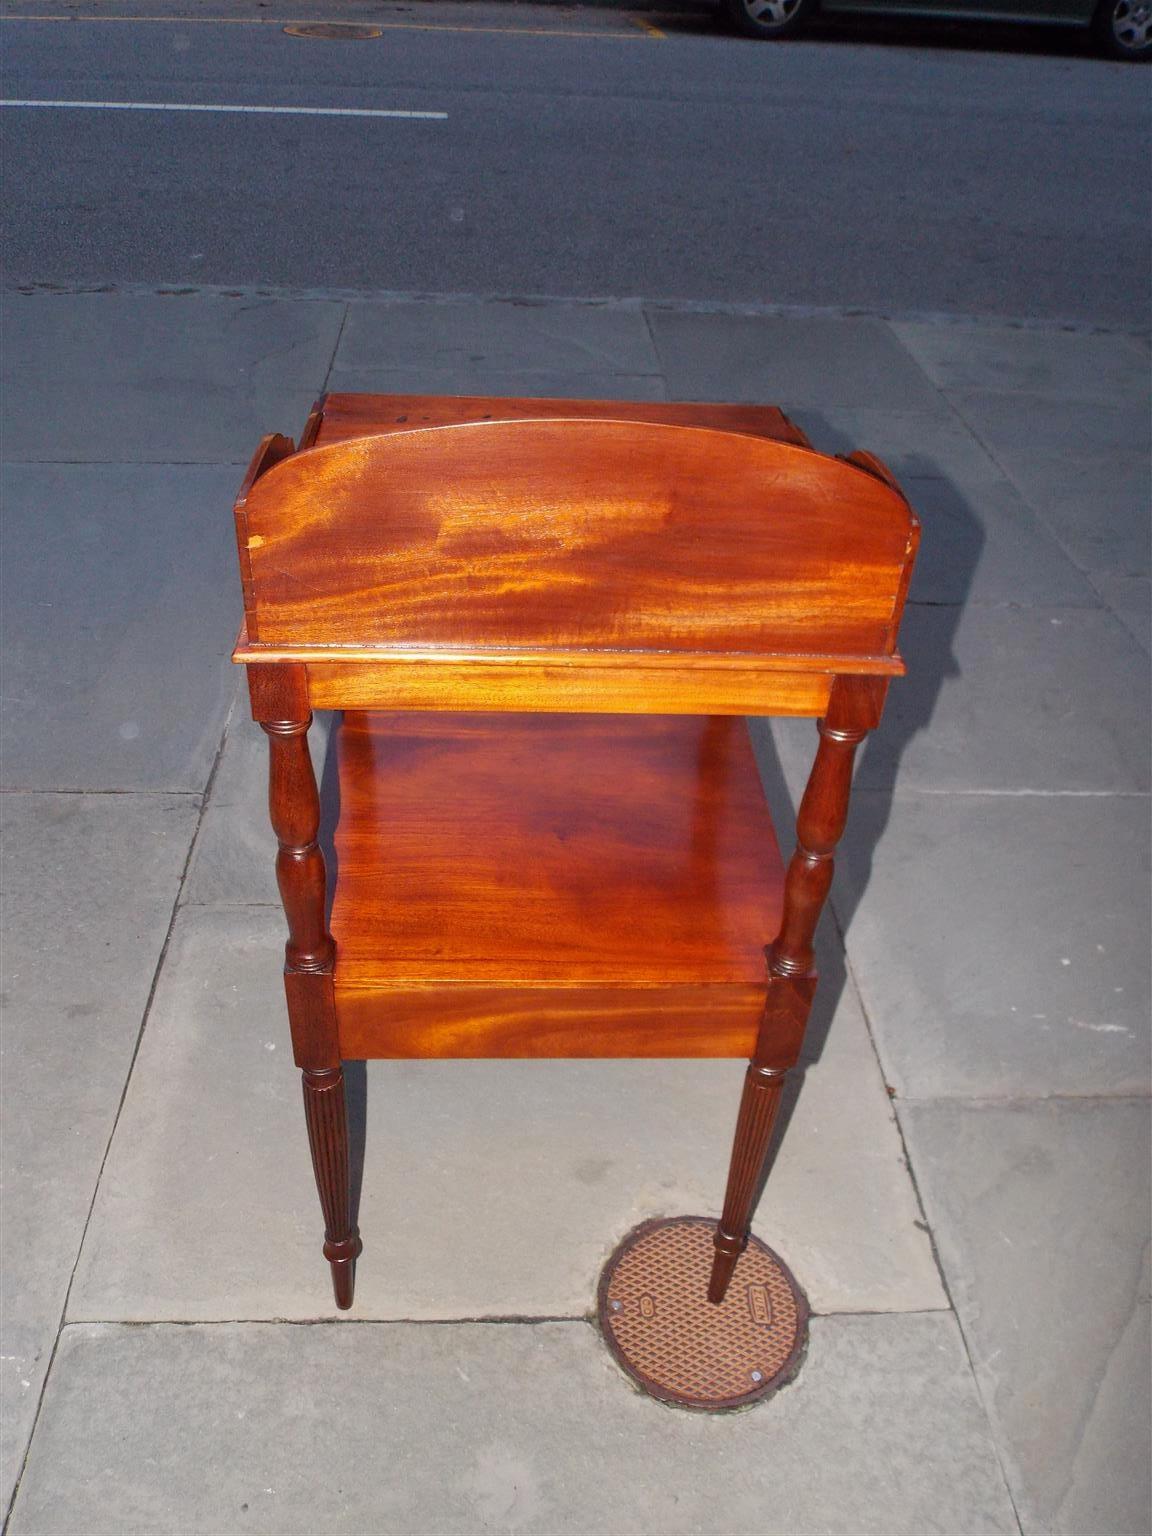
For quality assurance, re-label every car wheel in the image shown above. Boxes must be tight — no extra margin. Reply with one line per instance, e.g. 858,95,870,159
1093,0,1152,58
721,0,819,40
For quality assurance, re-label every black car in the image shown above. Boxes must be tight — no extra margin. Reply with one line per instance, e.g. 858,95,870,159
722,0,1151,58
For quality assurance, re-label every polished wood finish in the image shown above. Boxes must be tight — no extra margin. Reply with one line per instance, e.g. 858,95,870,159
246,657,309,725
234,393,919,1310
338,983,768,1062
234,639,902,718
708,1065,789,1303
234,434,294,625
295,653,838,719
301,1066,361,1311
708,674,882,1303
234,399,915,716
236,421,916,659
262,716,333,985
259,690,360,1307
331,712,783,1058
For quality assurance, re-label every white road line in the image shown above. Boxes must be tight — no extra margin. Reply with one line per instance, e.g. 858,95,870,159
0,99,448,119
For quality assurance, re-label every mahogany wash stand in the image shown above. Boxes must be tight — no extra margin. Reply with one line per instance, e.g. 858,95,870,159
231,392,919,1406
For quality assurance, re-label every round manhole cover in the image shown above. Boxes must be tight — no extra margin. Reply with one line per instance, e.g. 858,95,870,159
283,22,383,39
597,1216,808,1411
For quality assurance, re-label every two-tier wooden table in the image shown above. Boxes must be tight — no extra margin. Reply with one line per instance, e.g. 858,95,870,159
231,392,918,1408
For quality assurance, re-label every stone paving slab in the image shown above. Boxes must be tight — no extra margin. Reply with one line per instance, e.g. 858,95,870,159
903,474,1101,609
1090,574,1151,654
950,392,1150,463
0,464,240,792
0,792,200,1512
985,450,1151,580
791,404,1007,487
832,793,1151,1101
68,905,945,1322
0,293,345,462
326,296,667,402
899,1097,1152,1536
7,1314,1017,1536
334,297,662,378
650,310,949,414
891,321,1151,402
324,366,667,401
855,603,1150,795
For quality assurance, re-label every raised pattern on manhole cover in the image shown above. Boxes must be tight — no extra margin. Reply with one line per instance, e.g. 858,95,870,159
283,23,383,39
597,1216,808,1411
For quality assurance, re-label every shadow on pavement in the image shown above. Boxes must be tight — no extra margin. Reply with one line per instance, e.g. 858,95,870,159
745,424,980,1208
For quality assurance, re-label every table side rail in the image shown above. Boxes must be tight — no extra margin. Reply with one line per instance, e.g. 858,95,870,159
335,981,768,1059
238,647,902,719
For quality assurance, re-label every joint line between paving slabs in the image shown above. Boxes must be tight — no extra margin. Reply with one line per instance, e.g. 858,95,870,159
920,356,1135,627
639,302,666,389
826,904,945,1286
1,690,239,1533
897,1090,1152,1107
59,1314,591,1329
852,787,1151,799
2,458,257,467
828,903,1027,1535
0,786,203,796
319,300,351,397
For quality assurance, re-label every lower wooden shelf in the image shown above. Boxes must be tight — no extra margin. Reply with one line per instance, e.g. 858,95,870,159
330,712,785,1059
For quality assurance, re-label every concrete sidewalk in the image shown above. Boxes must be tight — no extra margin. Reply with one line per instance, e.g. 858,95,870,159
0,287,1148,1535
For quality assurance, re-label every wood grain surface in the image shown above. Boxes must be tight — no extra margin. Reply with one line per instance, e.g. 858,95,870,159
300,654,839,717
330,711,785,1058
236,419,918,659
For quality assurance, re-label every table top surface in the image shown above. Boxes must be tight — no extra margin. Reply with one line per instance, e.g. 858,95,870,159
304,392,811,451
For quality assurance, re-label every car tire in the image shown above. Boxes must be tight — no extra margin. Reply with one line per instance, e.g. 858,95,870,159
721,0,819,40
1092,0,1152,57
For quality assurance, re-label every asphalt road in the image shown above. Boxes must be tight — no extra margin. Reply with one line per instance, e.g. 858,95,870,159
1,0,1148,326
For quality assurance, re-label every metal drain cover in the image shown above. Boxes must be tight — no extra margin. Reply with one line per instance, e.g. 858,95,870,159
283,23,383,39
598,1216,808,1411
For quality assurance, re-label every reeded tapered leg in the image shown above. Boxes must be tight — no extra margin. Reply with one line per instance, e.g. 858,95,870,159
709,675,883,1303
302,1066,362,1309
708,1063,788,1303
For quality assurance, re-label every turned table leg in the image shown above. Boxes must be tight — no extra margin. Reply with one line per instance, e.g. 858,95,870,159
709,677,882,1304
258,681,362,1310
